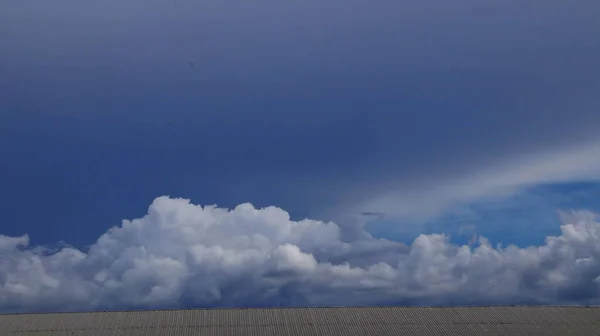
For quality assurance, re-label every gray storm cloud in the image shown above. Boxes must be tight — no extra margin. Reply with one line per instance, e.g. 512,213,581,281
1,197,600,313
3,0,599,224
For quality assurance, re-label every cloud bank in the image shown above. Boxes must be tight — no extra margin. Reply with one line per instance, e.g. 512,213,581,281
1,197,600,313
2,0,600,247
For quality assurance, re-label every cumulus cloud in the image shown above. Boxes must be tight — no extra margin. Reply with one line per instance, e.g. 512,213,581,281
1,196,600,313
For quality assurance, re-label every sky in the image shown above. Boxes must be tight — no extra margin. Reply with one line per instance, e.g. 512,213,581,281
1,0,600,313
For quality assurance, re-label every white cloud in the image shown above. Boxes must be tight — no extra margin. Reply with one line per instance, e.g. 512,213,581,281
1,196,600,313
356,140,600,221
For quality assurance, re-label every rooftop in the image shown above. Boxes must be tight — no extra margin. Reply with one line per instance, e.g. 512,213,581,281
2,306,600,335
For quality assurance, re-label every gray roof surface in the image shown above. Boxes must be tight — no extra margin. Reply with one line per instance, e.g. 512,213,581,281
1,306,600,335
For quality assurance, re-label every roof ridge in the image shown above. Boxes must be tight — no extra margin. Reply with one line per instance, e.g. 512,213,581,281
2,304,599,316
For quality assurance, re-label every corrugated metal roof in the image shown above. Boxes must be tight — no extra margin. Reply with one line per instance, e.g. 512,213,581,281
1,306,599,335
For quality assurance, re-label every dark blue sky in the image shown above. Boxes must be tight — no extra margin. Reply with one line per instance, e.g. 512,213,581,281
4,0,600,314
2,0,600,248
